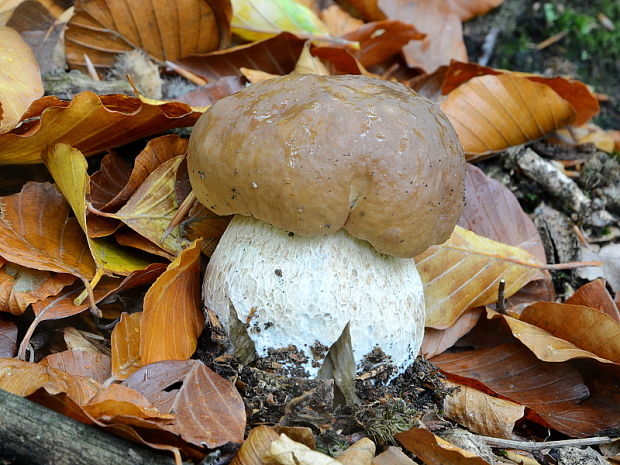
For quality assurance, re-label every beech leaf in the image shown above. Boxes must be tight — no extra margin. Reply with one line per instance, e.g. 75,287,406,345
0,317,18,358
41,350,112,383
397,428,491,465
111,312,142,380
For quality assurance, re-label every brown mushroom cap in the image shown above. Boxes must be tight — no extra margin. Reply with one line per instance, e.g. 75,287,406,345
188,73,465,257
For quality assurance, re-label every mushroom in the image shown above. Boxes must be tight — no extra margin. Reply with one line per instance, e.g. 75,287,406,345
188,74,464,398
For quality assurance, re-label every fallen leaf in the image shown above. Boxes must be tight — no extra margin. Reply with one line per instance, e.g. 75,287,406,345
441,73,577,158
124,359,246,447
140,240,203,365
112,156,190,255
378,0,467,73
311,46,372,75
421,308,482,358
0,182,95,281
0,26,43,134
336,438,376,465
41,350,112,383
0,0,25,25
371,446,416,465
115,229,175,261
432,343,619,437
174,76,245,107
111,312,142,380
417,226,548,329
0,317,18,357
82,382,171,420
32,263,166,321
65,0,232,69
520,302,620,363
334,0,386,22
445,0,504,21
441,61,599,126
566,279,620,322
43,144,153,278
231,426,318,465
64,327,102,354
342,20,425,67
320,5,364,37
231,0,330,41
443,380,525,438
294,41,330,75
241,67,280,83
88,152,131,210
578,244,620,293
0,261,75,315
177,32,305,81
0,92,199,165
265,434,341,464
397,428,490,465
183,204,232,257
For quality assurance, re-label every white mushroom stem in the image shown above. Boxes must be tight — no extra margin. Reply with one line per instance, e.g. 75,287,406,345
204,215,426,383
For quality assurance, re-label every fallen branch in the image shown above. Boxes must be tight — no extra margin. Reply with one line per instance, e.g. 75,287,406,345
478,434,614,451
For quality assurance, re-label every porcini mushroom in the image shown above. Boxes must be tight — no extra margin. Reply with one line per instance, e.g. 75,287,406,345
188,74,464,396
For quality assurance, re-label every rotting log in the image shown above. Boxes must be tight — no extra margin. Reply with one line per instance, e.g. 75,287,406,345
0,389,180,465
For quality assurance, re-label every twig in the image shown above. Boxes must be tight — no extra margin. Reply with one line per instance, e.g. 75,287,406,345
162,191,197,242
536,30,569,50
497,279,506,314
479,27,500,66
165,61,207,86
83,53,100,81
478,435,614,451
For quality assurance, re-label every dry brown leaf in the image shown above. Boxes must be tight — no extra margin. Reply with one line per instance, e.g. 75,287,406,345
41,350,112,383
0,261,75,315
441,61,600,126
0,317,18,358
487,309,615,364
0,0,25,25
0,92,199,165
115,229,175,261
183,204,232,257
0,183,95,281
320,5,364,36
294,41,330,75
441,73,577,158
372,446,416,465
111,312,142,380
378,0,467,73
334,0,386,21
63,327,102,354
417,226,548,329
0,27,43,134
124,359,246,447
241,67,280,83
32,263,166,321
82,382,171,420
177,32,305,81
397,428,491,465
432,343,620,437
174,76,244,107
336,438,376,465
311,46,373,75
343,20,424,67
421,308,482,358
140,240,203,365
566,279,620,322
231,426,317,465
521,302,620,363
445,0,504,21
89,152,131,210
265,434,341,464
443,380,525,438
65,0,232,69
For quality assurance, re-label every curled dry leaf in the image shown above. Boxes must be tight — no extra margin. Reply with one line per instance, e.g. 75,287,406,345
140,240,204,365
41,350,112,383
89,152,131,210
441,61,600,126
0,92,199,165
417,225,548,329
421,308,482,358
265,434,341,465
487,309,616,364
0,261,75,315
0,317,18,358
231,425,316,465
0,27,43,134
342,20,425,67
566,279,620,322
378,0,467,73
231,0,330,42
441,73,577,158
44,144,154,278
320,5,364,37
432,343,619,437
65,0,232,69
111,312,142,380
177,32,305,81
124,359,246,447
521,302,620,364
0,182,95,281
443,381,525,439
396,428,491,465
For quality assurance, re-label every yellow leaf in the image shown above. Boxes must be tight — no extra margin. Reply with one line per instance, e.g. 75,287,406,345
42,144,153,277
417,226,547,329
231,0,330,41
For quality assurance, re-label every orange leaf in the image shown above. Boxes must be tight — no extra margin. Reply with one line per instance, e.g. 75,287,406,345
124,359,246,447
397,427,491,465
111,312,142,380
0,92,199,165
445,0,504,21
421,308,481,358
334,0,386,22
378,0,467,73
441,73,577,158
41,350,112,383
115,229,175,261
566,279,620,322
0,317,18,358
320,5,364,37
0,27,43,134
0,261,75,315
140,241,204,365
0,182,95,280
65,0,232,69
